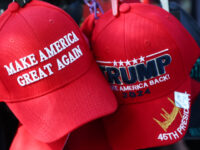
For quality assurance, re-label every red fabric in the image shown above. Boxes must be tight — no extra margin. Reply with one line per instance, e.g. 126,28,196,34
81,14,96,43
10,125,68,150
65,119,112,150
81,3,200,149
11,120,112,150
0,0,117,143
103,78,192,149
141,0,150,4
124,0,140,2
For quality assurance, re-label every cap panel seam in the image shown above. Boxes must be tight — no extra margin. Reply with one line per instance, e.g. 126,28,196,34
91,5,190,105
28,2,91,54
124,10,188,104
124,13,127,58
92,13,117,46
18,11,44,47
3,3,94,102
0,10,12,31
132,8,187,74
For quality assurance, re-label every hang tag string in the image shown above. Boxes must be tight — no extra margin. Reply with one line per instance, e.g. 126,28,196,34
160,0,169,12
83,0,104,19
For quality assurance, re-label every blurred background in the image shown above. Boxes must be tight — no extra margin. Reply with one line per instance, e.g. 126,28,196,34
0,0,199,150
0,0,200,27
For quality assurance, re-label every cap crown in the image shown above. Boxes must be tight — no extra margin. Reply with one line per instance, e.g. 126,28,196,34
0,1,93,102
91,4,199,104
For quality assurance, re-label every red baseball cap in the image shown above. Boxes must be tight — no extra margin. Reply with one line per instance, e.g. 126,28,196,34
10,124,68,150
81,3,200,149
11,119,112,150
0,0,117,143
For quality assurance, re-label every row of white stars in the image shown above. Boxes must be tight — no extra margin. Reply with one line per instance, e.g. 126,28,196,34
113,56,145,66
96,56,145,66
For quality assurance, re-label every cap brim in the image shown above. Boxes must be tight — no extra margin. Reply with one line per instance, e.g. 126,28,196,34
7,61,117,143
10,125,68,150
103,77,192,149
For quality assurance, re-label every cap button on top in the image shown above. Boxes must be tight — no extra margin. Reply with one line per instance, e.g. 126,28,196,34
119,3,131,13
8,2,20,12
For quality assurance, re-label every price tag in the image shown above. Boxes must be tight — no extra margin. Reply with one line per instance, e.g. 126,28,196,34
174,91,190,109
160,0,169,12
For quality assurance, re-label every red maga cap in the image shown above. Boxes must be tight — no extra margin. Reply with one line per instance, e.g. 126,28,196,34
81,3,200,149
0,0,117,143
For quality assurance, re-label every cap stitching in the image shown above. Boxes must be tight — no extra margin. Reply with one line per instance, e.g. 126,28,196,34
7,60,94,103
121,10,188,105
0,9,12,31
92,5,190,105
18,10,44,48
92,11,117,45
29,1,90,53
132,6,192,74
4,1,94,103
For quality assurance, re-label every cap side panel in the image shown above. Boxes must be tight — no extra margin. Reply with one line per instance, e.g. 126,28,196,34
0,1,94,102
132,4,200,73
28,0,91,53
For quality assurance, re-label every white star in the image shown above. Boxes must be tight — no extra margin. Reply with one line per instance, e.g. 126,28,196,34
119,60,124,66
133,58,138,64
113,60,118,66
125,60,131,66
139,56,145,63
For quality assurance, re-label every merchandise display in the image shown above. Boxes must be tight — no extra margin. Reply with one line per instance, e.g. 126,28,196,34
81,2,200,149
0,0,117,149
0,0,199,150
